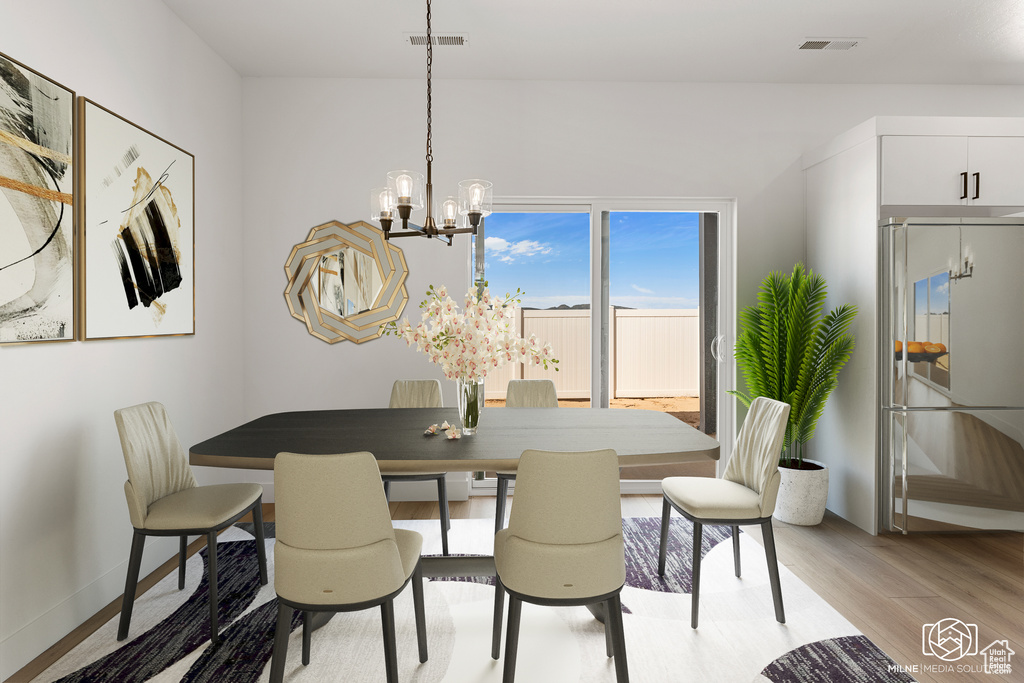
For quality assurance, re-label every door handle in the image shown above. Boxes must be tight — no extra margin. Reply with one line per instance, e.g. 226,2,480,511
710,335,725,362
972,172,980,200
960,171,968,200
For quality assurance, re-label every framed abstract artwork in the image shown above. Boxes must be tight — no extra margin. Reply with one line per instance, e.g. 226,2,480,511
80,98,194,340
0,52,76,344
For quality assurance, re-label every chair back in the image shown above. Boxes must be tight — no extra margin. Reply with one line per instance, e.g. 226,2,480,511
723,397,791,517
274,451,406,604
114,402,197,528
508,449,621,545
389,379,443,409
505,379,558,408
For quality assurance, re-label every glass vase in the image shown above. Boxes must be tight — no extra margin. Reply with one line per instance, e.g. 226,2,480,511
456,377,484,435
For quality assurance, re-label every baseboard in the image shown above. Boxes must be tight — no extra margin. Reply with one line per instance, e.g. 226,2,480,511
0,536,179,681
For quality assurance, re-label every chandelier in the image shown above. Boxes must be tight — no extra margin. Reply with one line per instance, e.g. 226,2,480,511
369,0,492,245
948,227,974,283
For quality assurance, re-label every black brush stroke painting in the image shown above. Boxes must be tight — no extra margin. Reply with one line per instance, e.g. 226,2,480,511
114,190,183,310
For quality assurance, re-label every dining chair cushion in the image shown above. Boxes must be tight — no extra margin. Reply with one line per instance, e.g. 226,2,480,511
505,379,558,408
274,451,422,606
140,483,263,530
389,379,443,409
494,531,625,600
661,477,762,520
494,449,625,599
721,397,790,517
115,401,197,528
275,532,423,606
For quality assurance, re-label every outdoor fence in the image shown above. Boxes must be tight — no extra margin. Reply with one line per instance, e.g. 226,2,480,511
485,308,700,400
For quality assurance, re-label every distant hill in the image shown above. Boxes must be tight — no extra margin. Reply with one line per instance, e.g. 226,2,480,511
521,304,635,311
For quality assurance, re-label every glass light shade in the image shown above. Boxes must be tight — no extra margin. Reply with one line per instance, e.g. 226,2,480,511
386,169,425,209
441,196,459,227
370,187,397,221
458,179,493,217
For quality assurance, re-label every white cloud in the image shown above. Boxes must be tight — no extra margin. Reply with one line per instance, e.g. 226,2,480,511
485,237,510,253
631,284,655,294
936,282,949,295
485,237,552,263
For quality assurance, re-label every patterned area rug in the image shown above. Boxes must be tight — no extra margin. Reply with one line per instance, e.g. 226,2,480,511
34,518,915,682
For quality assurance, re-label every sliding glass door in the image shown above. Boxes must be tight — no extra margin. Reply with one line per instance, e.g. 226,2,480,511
472,198,736,489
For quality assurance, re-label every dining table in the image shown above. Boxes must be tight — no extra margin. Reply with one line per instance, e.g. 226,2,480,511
190,406,720,584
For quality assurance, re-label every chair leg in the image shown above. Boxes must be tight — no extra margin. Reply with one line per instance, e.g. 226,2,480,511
412,561,428,663
732,525,741,578
117,531,146,641
302,611,312,665
491,577,505,660
207,531,219,644
381,599,399,683
437,476,450,556
762,519,786,624
606,593,629,683
495,476,510,533
604,602,614,657
503,595,522,683
691,522,702,629
178,535,187,590
269,602,292,683
253,498,268,586
657,496,671,577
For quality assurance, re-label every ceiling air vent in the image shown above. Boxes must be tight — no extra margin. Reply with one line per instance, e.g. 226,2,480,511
406,33,469,47
799,38,860,51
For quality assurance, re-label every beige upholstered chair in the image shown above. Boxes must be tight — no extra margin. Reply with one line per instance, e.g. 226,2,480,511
114,402,267,644
380,379,451,555
270,451,427,683
658,396,791,628
491,449,628,683
495,379,558,532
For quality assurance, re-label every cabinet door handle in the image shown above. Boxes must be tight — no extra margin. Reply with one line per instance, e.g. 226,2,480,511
973,172,980,200
961,171,968,200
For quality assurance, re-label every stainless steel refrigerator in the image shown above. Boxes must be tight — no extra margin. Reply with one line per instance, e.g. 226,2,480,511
880,217,1024,532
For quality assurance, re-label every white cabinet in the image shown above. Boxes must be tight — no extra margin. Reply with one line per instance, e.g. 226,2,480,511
881,135,1024,207
969,137,1024,206
803,117,1024,534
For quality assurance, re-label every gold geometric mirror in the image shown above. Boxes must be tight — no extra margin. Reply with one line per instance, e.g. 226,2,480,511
284,220,408,344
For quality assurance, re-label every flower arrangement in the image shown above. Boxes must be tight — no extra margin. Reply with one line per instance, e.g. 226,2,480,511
384,283,558,436
384,283,559,382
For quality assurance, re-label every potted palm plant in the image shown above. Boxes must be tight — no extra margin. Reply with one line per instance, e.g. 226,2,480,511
730,263,856,525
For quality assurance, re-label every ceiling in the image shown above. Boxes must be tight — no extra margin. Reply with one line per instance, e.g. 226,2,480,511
161,0,1024,85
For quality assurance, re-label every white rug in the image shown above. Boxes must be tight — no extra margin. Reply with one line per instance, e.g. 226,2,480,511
33,519,914,682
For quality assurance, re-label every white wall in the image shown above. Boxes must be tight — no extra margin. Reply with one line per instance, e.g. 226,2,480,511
242,77,1024,482
0,0,244,677
804,137,881,533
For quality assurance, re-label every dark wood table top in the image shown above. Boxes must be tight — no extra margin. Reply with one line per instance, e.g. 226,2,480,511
189,407,720,473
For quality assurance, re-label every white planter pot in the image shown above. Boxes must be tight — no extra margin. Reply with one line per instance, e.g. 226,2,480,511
774,459,829,526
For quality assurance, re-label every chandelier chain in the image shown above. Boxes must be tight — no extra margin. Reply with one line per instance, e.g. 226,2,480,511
425,0,433,166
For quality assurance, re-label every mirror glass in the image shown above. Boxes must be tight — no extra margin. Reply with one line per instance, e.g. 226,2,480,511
284,220,408,344
311,247,384,318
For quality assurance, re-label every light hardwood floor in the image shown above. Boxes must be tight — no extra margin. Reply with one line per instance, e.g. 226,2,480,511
8,496,1022,683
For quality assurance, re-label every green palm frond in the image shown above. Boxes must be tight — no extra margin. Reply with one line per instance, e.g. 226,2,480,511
732,263,857,466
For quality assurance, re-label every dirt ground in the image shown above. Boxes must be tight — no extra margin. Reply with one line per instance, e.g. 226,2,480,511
485,396,699,411
485,396,700,427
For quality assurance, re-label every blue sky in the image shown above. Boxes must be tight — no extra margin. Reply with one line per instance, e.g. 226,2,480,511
915,272,949,316
479,211,700,309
